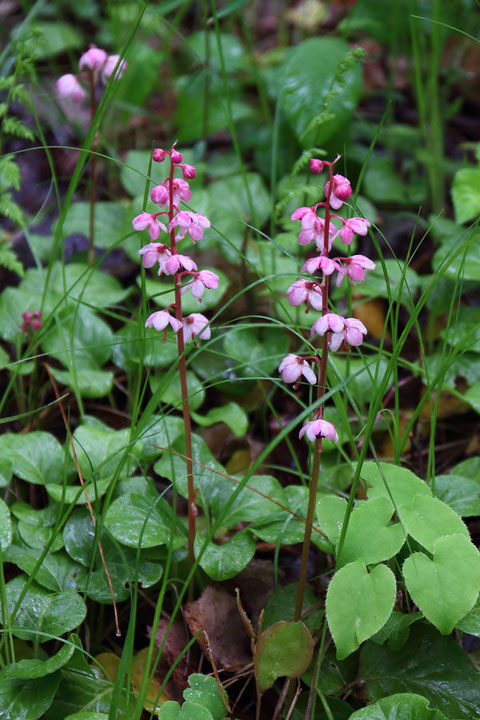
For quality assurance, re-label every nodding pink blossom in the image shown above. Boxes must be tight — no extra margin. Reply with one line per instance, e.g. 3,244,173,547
145,310,182,336
310,159,326,174
21,310,42,335
180,164,196,179
324,174,352,210
312,314,367,352
181,270,219,300
311,313,345,338
287,279,323,312
335,255,376,287
301,256,338,276
170,211,210,242
153,148,167,163
164,254,198,275
151,184,169,207
170,148,183,164
166,178,191,206
56,74,86,103
299,418,338,443
132,213,167,241
278,354,316,385
79,47,108,72
138,242,171,271
182,313,210,343
291,207,336,250
337,217,371,245
102,55,127,82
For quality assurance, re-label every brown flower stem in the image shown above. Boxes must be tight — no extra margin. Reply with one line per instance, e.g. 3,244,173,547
88,69,97,266
168,157,196,597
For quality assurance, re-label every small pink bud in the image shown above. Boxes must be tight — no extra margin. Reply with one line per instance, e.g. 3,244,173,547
153,149,167,163
325,174,352,210
56,74,86,103
32,320,42,330
310,159,325,174
79,47,108,72
170,148,183,163
299,419,338,443
102,55,127,82
180,163,196,179
151,184,169,206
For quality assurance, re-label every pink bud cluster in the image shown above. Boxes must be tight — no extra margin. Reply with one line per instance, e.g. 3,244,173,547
56,46,127,103
132,143,217,345
21,310,41,336
278,157,376,444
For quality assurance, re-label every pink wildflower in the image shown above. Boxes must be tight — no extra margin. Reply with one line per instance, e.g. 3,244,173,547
138,243,171,272
337,217,370,245
164,254,198,275
311,313,367,351
335,255,376,287
167,178,192,206
278,355,316,385
310,159,326,174
181,270,219,300
287,279,323,312
56,74,86,103
311,313,345,338
145,310,182,334
21,310,42,335
180,164,196,179
182,313,210,343
79,47,108,72
324,174,352,210
344,318,368,347
299,419,338,443
170,148,183,163
291,207,336,250
153,148,167,163
170,211,210,242
151,184,169,206
132,213,167,241
301,256,338,276
102,55,127,82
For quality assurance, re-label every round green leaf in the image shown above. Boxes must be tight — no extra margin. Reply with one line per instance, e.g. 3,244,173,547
360,462,431,510
71,425,140,481
191,401,248,437
403,534,480,634
3,546,87,593
59,202,127,250
49,367,114,399
194,530,256,581
45,477,112,506
398,495,469,553
0,432,64,486
339,497,405,566
452,168,480,224
4,641,75,679
0,672,60,720
183,673,228,720
0,497,12,551
112,324,179,371
223,325,289,380
349,692,449,719
326,561,396,660
105,492,185,550
316,494,347,547
255,621,314,691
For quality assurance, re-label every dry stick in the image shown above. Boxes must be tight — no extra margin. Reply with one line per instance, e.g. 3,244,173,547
167,159,196,597
45,363,120,636
88,68,97,266
294,167,334,623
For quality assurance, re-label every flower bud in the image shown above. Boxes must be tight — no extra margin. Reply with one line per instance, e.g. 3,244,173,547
310,159,325,174
152,149,167,163
151,184,169,206
180,163,196,179
170,148,183,163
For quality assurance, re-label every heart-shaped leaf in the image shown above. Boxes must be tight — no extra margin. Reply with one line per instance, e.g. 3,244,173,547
194,530,256,581
403,534,480,634
316,494,347,547
398,495,469,553
105,492,185,550
326,561,396,659
360,461,430,509
255,621,314,691
338,497,405,566
349,692,449,719
0,672,60,720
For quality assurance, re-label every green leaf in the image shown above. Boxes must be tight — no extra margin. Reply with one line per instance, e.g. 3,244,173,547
370,611,423,651
403,534,480,634
316,494,347,547
183,673,228,720
398,495,469,553
281,37,363,147
191,401,248,437
364,156,426,206
433,458,480,517
360,461,431,509
456,596,480,637
45,477,112,505
263,583,323,635
432,232,480,282
361,624,480,719
45,668,135,720
64,714,108,720
17,520,64,552
439,305,480,353
349,693,449,719
223,325,289,380
187,31,246,73
158,701,213,720
358,260,420,307
463,379,480,414
452,168,480,224
112,324,179,371
71,425,140,481
149,370,205,412
338,497,405,566
0,497,12,550
0,432,64,486
326,561,396,659
219,475,287,529
252,486,316,547
194,529,256,581
3,546,88,593
26,21,83,58
61,264,131,308
6,576,87,642
49,367,114,399
256,621,314,691
0,671,60,720
137,414,185,464
41,305,113,371
120,150,154,197
105,492,185,550
59,202,127,250
3,641,75,679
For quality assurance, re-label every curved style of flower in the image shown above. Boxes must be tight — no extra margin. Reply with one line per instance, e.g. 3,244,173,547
299,419,339,443
278,355,316,385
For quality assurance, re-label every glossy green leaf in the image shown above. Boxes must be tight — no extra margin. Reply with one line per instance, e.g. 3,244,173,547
105,492,185,550
263,583,323,634
45,477,112,505
136,414,185,464
3,641,75,679
349,693,449,719
456,596,480,637
41,305,113,371
371,611,423,651
361,624,480,719
357,260,420,307
191,401,248,437
49,367,114,399
0,497,12,550
223,325,289,380
360,461,431,509
150,370,205,411
452,167,480,224
433,457,480,516
432,232,480,282
59,263,130,308
71,425,140,481
463,380,480,414
64,714,108,720
183,673,228,720
187,31,246,73
315,494,346,548
6,576,87,642
403,534,480,634
59,202,127,250
0,455,12,487
338,497,405,566
281,37,363,147
439,305,480,353
0,671,60,720
157,701,213,720
112,324,179,371
194,529,256,581
45,668,135,720
399,495,469,553
18,520,64,552
3,546,88,593
256,621,314,691
326,561,396,659
0,432,65,486
219,474,287,529
120,150,155,197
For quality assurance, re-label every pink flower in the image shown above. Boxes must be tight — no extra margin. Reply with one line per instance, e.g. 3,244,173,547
145,310,182,334
170,211,210,242
344,318,367,347
153,148,167,163
56,74,86,103
299,419,338,443
310,159,326,174
301,256,338,276
278,355,316,385
79,47,108,72
102,55,127,82
325,174,352,210
291,207,336,250
338,217,370,245
132,213,167,241
164,254,198,275
167,178,191,206
138,242,171,271
151,184,169,206
182,313,210,343
180,164,196,179
181,270,219,300
311,313,367,351
287,279,323,312
335,255,376,287
21,310,42,334
170,148,183,163
311,313,345,338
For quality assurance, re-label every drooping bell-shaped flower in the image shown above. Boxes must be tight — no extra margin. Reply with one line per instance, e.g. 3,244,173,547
287,279,323,312
324,174,352,210
163,254,198,275
337,217,370,245
79,47,108,71
335,255,376,287
278,355,316,385
132,213,167,241
182,313,210,343
170,211,210,242
56,74,86,103
145,310,182,333
138,242,171,272
181,270,219,300
102,55,127,82
299,418,338,443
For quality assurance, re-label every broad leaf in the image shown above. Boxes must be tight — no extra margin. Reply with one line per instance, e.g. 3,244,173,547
398,495,469,553
3,641,75,679
338,497,405,566
360,461,430,508
194,530,256,581
4,546,88,593
256,622,314,691
433,457,480,516
0,432,64,486
150,370,205,412
0,671,60,720
191,402,248,437
183,673,228,720
59,202,127,250
71,425,140,481
263,583,323,634
0,497,12,550
452,167,480,224
349,693,449,719
45,668,135,720
105,492,185,550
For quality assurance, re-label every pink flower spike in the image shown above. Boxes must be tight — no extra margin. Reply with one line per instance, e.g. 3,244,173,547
170,211,210,242
164,254,198,275
302,256,338,276
138,242,171,270
339,217,370,245
287,280,323,312
153,148,167,163
170,148,183,164
182,313,210,343
335,255,376,287
310,159,326,174
151,184,169,207
168,178,191,206
180,163,196,179
325,174,352,210
278,354,316,385
291,206,313,222
344,317,367,347
181,270,219,300
311,313,345,338
79,47,108,71
56,74,86,103
299,419,338,443
102,55,127,82
132,213,167,241
145,310,182,334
